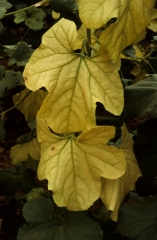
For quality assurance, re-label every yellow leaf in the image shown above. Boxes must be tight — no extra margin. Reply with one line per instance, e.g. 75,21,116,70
34,0,49,7
13,88,47,121
148,9,157,32
37,117,126,210
132,66,148,83
120,45,144,62
10,138,40,164
78,0,120,29
131,65,141,77
24,18,123,133
52,11,60,19
100,125,141,221
78,0,155,61
23,19,77,91
148,19,157,32
73,24,87,50
73,24,97,50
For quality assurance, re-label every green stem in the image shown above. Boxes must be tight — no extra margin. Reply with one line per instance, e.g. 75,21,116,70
0,90,32,117
3,0,49,18
86,28,91,57
3,5,34,18
81,39,88,56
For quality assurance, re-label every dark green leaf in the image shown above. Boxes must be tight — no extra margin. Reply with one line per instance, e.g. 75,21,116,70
16,129,37,144
0,119,6,140
22,198,55,225
14,7,46,30
0,167,37,195
152,36,157,42
118,197,157,240
50,0,77,13
8,42,34,66
122,45,136,59
8,0,18,5
26,187,46,201
0,0,12,18
0,8,6,19
123,74,157,118
133,139,157,178
15,2,27,10
18,198,103,240
0,0,12,9
14,11,26,23
0,69,24,98
0,44,6,55
22,154,39,172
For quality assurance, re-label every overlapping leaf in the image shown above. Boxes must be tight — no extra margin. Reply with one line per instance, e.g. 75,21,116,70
16,129,37,144
78,0,120,29
78,0,155,61
14,7,46,30
0,168,37,195
121,45,143,62
0,0,12,19
22,154,39,172
148,9,157,32
18,198,103,240
100,125,141,221
25,187,46,201
8,42,34,66
118,196,157,240
50,0,77,13
13,88,47,121
0,67,24,98
37,117,126,210
73,24,97,50
123,74,157,118
10,138,40,164
24,18,123,133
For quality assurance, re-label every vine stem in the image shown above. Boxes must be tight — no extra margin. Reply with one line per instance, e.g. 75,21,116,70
0,90,32,117
3,0,49,18
81,39,88,56
86,28,91,57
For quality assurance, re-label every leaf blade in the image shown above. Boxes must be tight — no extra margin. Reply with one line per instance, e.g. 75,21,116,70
37,117,126,210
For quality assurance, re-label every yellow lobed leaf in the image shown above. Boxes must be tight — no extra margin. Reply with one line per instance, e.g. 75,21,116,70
120,45,144,62
23,19,77,91
37,117,126,210
73,24,97,50
148,20,157,32
78,0,120,29
132,67,148,84
13,88,47,121
100,125,141,221
52,11,60,19
99,0,155,61
23,18,123,133
34,0,49,7
37,48,123,133
10,138,40,164
148,9,157,32
78,0,155,61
